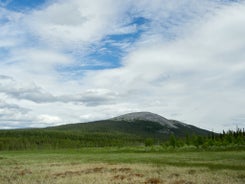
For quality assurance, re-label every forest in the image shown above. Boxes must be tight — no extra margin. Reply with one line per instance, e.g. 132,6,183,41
0,128,244,151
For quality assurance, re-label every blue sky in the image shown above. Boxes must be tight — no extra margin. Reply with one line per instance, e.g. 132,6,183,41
1,0,46,10
0,0,245,132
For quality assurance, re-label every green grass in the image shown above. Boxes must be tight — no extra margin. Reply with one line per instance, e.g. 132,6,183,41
1,148,245,169
0,148,245,184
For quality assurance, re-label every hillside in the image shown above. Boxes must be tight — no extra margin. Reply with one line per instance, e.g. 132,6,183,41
48,112,211,138
0,112,214,150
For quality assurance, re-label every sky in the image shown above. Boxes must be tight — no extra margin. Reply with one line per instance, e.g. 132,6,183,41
0,0,245,132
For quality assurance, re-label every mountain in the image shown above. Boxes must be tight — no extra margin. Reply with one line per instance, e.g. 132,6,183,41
48,112,212,139
0,112,214,150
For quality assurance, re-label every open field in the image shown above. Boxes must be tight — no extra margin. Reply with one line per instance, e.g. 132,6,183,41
0,149,245,184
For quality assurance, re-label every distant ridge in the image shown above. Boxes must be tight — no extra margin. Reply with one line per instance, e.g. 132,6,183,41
0,111,214,149
48,111,212,138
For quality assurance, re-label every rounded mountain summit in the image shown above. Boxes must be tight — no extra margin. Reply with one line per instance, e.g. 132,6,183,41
49,112,212,138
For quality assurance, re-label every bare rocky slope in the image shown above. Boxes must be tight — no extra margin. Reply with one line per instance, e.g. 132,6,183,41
112,112,180,128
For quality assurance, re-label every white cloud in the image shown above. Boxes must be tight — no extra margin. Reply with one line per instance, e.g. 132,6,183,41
0,98,33,129
24,0,132,51
0,8,24,49
37,114,62,125
0,75,119,107
6,48,73,75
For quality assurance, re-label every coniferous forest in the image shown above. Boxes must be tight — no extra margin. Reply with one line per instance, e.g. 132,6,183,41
0,128,244,151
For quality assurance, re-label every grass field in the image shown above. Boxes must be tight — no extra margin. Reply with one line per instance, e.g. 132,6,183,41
0,148,244,184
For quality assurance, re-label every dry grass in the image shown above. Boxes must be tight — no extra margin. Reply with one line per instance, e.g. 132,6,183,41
0,150,244,184
0,161,244,184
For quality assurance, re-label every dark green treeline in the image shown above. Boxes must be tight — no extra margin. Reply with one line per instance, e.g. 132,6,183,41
0,128,244,151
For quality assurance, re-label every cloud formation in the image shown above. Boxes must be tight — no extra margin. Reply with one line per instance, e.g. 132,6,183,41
0,0,244,131
0,75,118,106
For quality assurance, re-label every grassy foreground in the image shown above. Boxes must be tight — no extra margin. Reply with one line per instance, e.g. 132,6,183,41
0,148,244,184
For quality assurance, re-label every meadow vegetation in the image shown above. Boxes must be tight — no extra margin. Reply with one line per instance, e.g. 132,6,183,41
0,149,244,184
